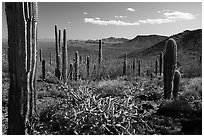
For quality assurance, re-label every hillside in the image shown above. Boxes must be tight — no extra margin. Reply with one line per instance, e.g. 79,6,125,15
114,35,167,50
127,29,202,58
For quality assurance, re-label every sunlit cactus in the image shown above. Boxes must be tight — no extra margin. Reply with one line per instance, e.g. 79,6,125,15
163,38,177,99
173,70,181,100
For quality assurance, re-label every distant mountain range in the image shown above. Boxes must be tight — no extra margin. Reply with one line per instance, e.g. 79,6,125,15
127,29,202,58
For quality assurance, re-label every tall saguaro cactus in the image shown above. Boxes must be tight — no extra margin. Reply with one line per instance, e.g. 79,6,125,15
39,49,42,62
49,53,52,66
86,56,90,78
62,29,67,83
138,58,141,76
42,60,45,79
55,25,61,79
6,2,38,134
133,58,136,76
155,59,158,75
98,40,102,77
123,53,127,75
58,29,61,53
74,51,79,81
163,38,177,99
159,51,163,76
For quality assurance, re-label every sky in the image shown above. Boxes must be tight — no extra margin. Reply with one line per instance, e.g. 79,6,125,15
2,2,202,40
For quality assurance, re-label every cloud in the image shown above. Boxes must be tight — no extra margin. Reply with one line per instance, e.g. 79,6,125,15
127,8,135,12
163,11,195,20
139,18,174,24
84,18,140,26
115,15,127,18
83,12,87,15
139,11,195,24
84,11,195,26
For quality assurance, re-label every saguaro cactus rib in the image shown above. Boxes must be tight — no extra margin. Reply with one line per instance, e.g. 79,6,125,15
173,70,181,100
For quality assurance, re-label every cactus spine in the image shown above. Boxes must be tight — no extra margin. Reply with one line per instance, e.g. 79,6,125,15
6,2,38,134
86,56,90,78
159,51,163,76
155,59,158,75
163,38,177,99
123,53,127,75
74,51,79,81
62,29,67,83
173,70,181,100
138,58,141,76
42,60,45,80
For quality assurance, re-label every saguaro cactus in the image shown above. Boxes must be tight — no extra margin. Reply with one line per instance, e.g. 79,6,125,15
49,53,52,66
123,53,127,75
163,38,177,99
133,58,136,76
159,51,163,76
6,2,38,134
42,60,45,79
155,59,158,75
138,58,141,76
86,56,90,78
62,29,67,83
58,29,61,53
39,49,42,62
69,63,73,80
55,25,61,79
173,70,181,100
98,40,102,76
74,51,79,81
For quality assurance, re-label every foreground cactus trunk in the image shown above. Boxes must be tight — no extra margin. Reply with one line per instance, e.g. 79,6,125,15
163,38,177,99
6,2,38,134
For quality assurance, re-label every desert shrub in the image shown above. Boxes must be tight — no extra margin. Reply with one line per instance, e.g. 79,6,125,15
179,77,202,101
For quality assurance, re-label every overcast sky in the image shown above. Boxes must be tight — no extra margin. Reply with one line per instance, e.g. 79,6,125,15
2,2,202,40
